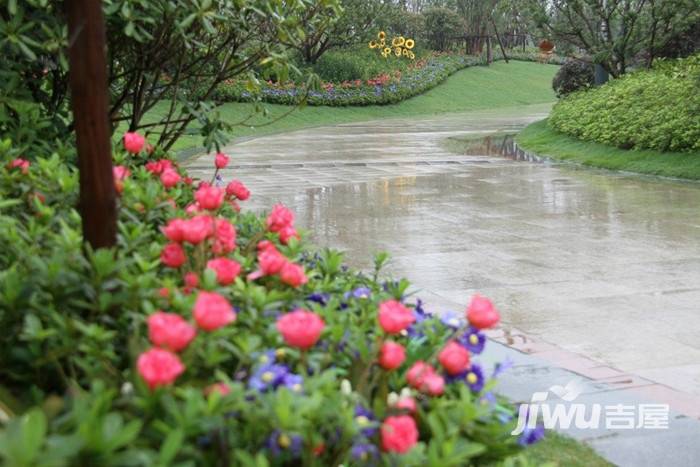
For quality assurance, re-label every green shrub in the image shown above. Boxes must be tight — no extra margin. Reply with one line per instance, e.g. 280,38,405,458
552,59,594,97
0,134,541,464
312,46,413,83
549,54,700,152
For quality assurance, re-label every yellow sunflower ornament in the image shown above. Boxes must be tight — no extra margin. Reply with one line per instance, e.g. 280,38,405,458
405,39,415,50
394,47,402,57
378,31,386,40
369,40,378,49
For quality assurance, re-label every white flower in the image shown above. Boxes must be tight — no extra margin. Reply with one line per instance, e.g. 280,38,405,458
340,379,352,395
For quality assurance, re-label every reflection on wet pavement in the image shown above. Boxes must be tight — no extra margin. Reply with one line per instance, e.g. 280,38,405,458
185,105,700,396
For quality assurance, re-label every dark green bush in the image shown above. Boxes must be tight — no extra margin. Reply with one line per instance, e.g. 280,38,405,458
552,59,594,97
549,54,700,152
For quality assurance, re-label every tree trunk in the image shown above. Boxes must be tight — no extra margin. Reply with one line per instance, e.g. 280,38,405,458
65,0,117,248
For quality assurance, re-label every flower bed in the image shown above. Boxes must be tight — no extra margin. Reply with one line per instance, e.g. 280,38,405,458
213,53,486,106
0,134,543,464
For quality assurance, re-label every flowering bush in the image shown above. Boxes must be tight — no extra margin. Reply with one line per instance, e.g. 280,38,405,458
214,53,486,106
0,133,541,465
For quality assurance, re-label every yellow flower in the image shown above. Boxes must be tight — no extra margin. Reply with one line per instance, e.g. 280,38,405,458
380,39,386,47
405,39,415,49
397,36,406,46
409,51,415,59
402,48,409,57
383,47,391,55
394,47,402,57
378,31,386,40
369,40,378,49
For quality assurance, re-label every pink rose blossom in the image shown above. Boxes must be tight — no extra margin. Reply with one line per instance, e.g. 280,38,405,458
162,218,186,243
378,300,415,334
378,341,406,370
161,243,186,268
147,311,196,352
211,218,236,254
258,248,286,275
9,158,30,174
276,309,325,349
278,226,299,245
123,132,145,154
423,373,445,396
182,215,213,245
225,180,250,201
193,291,236,331
266,204,294,232
214,152,229,169
137,348,185,389
279,262,307,287
195,185,224,211
160,168,181,188
466,294,500,329
406,361,435,389
381,415,418,454
438,341,470,375
184,272,199,289
394,396,417,414
206,257,242,285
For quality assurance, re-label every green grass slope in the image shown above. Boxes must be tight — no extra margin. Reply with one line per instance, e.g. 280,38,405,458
161,61,558,153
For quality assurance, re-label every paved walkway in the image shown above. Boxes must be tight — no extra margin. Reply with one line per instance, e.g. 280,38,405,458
185,104,700,465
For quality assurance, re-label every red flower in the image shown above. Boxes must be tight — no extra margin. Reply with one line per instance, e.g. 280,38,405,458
211,218,236,254
9,158,30,174
266,204,294,232
381,415,418,454
276,309,324,349
225,180,250,201
378,341,406,370
466,294,500,329
147,311,196,352
182,215,213,245
184,272,199,289
193,291,236,331
123,132,145,154
257,240,276,252
137,348,185,389
195,185,224,211
160,168,181,188
113,165,130,194
258,248,286,275
406,361,434,388
214,152,229,169
394,396,417,414
278,226,299,245
438,341,470,375
206,257,242,285
161,243,186,268
423,373,445,396
378,300,415,334
279,262,307,287
162,218,186,243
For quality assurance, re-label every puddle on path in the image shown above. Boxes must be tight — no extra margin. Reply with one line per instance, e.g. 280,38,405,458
445,133,546,163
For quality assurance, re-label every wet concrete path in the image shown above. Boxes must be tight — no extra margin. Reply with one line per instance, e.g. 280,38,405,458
185,104,700,402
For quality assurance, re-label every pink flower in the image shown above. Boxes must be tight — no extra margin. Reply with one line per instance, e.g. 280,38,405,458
423,373,445,396
406,361,435,389
214,152,229,169
195,185,224,211
182,215,213,245
438,341,470,375
276,309,325,349
147,311,196,352
258,240,276,252
9,158,30,174
225,180,250,201
204,382,231,396
278,226,299,245
466,294,500,329
267,204,294,232
145,160,163,174
381,415,418,454
378,300,415,334
378,341,406,370
137,348,185,389
161,243,186,268
193,291,236,331
113,165,130,180
184,272,199,289
394,396,417,414
211,218,236,254
279,262,307,287
160,168,181,188
258,248,286,275
162,218,186,243
206,257,241,285
123,132,146,154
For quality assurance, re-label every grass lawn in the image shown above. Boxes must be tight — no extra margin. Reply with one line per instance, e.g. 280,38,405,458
158,61,558,155
523,431,613,467
516,120,700,180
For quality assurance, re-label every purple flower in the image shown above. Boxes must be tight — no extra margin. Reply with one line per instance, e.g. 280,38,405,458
351,442,379,462
248,363,289,392
282,373,304,393
465,364,485,392
266,430,303,457
354,405,378,437
406,299,431,338
518,425,545,446
459,326,486,354
440,310,464,330
351,287,371,299
306,292,330,305
492,357,514,378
